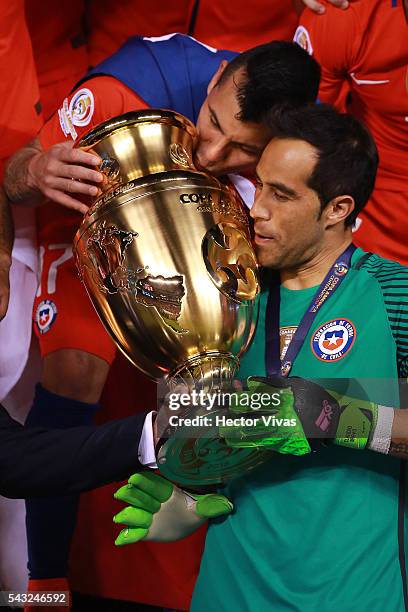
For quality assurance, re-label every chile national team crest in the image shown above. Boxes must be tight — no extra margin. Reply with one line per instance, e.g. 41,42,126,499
58,88,94,140
36,300,58,334
311,318,356,362
294,26,313,56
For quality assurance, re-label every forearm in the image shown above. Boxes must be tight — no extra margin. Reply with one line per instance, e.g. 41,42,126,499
333,395,408,459
0,187,13,318
0,408,146,498
0,186,13,262
3,138,43,205
388,409,408,459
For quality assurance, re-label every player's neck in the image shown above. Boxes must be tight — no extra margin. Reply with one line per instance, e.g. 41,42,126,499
404,0,408,24
280,233,353,290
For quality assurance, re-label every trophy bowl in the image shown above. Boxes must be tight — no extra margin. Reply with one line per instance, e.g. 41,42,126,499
73,109,273,485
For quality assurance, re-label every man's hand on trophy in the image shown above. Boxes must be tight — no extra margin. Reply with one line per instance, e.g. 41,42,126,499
218,376,345,455
113,472,233,545
27,141,104,214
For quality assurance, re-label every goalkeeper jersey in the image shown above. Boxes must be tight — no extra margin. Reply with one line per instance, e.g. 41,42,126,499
192,248,408,611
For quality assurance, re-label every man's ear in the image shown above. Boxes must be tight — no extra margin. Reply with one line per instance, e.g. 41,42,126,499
207,60,229,95
324,195,355,228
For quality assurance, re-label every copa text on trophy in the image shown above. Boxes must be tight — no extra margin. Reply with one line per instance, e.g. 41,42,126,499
73,109,272,486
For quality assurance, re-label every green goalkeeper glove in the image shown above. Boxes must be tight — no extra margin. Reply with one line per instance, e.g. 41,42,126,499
219,376,378,455
113,471,233,545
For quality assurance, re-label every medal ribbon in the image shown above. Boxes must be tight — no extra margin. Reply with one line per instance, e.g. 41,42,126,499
265,243,356,377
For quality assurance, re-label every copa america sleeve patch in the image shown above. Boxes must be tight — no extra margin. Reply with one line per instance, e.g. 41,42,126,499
293,26,313,56
58,88,95,140
35,299,58,334
311,318,356,362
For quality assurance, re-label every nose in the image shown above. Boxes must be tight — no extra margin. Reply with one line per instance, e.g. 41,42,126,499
250,190,269,221
201,137,229,165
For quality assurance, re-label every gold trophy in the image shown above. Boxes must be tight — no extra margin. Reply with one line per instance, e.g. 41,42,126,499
73,109,272,486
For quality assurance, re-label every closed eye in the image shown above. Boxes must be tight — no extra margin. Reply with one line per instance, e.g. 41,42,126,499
210,112,221,131
236,144,259,156
273,191,290,202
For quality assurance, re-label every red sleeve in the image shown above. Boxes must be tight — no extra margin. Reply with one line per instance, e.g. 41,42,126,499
39,76,149,150
294,3,360,106
0,1,42,175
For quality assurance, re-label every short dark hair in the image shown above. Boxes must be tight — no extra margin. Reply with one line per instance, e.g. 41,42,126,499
267,104,379,226
218,41,321,123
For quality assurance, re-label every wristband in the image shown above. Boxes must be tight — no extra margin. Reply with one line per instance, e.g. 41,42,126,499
368,405,394,455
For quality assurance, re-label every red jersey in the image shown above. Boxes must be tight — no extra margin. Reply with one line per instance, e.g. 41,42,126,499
296,0,408,192
87,0,299,66
25,0,89,118
191,0,299,52
0,1,42,178
86,0,190,66
39,76,144,153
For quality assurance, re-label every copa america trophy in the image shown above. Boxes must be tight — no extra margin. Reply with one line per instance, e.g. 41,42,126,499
73,109,272,486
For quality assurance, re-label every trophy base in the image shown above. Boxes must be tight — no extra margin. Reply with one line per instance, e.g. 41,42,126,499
156,353,273,487
156,401,273,488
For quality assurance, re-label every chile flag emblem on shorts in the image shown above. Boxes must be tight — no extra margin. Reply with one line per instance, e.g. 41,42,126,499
36,299,58,334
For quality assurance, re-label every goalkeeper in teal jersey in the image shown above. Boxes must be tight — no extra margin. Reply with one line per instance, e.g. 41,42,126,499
113,104,408,611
